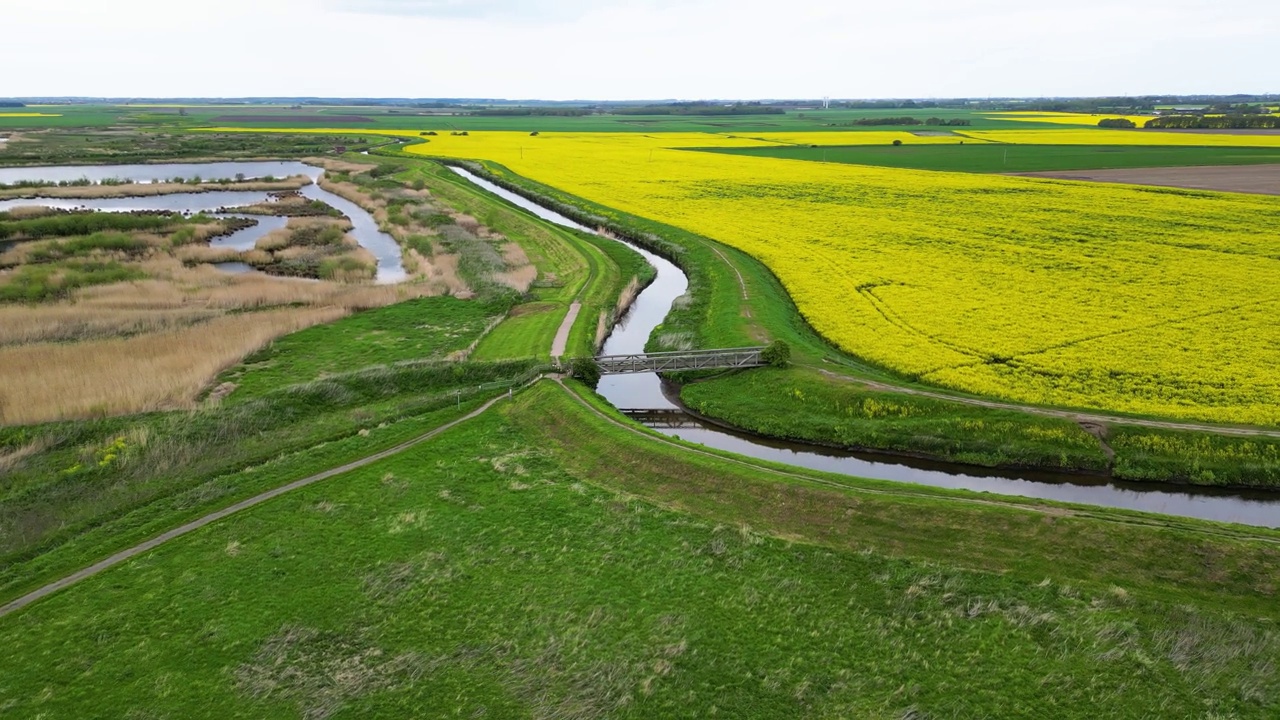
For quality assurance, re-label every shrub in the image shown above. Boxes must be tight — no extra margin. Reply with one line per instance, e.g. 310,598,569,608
761,340,791,368
570,357,601,388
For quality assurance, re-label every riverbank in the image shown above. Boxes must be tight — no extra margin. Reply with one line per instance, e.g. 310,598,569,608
0,175,312,200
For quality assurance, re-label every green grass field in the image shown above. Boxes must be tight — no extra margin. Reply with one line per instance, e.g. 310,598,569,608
700,143,1280,173
682,367,1111,472
472,302,566,360
2,381,1276,718
218,297,505,400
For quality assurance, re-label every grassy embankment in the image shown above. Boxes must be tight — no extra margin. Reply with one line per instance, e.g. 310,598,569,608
701,142,1280,173
428,155,1280,486
1,379,1277,718
397,160,654,360
0,293,539,606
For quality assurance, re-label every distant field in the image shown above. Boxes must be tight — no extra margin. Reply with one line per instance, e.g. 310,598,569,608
0,104,1067,133
700,143,1280,173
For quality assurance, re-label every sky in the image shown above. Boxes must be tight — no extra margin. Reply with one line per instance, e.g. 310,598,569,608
3,0,1277,100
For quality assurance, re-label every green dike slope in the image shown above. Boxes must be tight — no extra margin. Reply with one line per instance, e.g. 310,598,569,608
2,381,1276,718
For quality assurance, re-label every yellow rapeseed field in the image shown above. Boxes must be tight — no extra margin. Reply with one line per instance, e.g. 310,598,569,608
216,128,1280,425
984,111,1158,127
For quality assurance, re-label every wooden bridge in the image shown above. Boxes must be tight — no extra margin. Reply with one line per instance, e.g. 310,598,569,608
595,346,767,375
619,408,706,429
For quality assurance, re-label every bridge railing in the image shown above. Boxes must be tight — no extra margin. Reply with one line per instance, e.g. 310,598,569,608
595,346,768,375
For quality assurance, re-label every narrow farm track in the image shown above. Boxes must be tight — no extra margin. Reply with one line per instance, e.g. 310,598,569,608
551,302,580,357
552,380,1280,546
0,395,511,620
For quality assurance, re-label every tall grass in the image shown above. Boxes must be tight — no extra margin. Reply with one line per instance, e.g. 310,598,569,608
0,305,220,346
0,306,347,425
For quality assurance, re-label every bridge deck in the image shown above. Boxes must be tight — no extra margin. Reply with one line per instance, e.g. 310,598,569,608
595,346,767,375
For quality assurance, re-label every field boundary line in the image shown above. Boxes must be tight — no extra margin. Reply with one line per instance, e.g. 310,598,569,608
0,394,513,621
822,368,1280,438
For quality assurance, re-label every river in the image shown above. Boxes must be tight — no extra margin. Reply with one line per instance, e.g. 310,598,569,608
0,161,406,282
447,166,1280,529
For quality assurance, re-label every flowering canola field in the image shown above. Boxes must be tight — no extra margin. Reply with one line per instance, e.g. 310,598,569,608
213,127,1280,425
983,111,1158,127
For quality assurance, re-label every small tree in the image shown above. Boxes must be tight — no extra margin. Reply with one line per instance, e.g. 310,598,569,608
760,340,791,368
892,139,903,146
570,357,601,389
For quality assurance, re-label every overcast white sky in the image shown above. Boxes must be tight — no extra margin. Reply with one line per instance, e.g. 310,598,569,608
4,0,1276,99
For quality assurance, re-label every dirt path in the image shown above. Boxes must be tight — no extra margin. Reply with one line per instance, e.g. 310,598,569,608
0,395,510,620
830,369,1280,438
551,302,581,358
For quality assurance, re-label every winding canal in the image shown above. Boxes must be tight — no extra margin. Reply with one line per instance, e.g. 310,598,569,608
0,161,406,282
448,166,1280,529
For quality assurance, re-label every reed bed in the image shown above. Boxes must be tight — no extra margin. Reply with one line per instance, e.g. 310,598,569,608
0,305,221,346
0,306,349,425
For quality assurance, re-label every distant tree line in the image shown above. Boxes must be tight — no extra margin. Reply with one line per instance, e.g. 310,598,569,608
0,101,25,108
1144,115,1280,129
830,116,970,127
471,108,593,117
832,99,939,109
609,102,785,116
1097,118,1137,129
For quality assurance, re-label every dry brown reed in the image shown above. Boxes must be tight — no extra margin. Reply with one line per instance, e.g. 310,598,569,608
495,265,537,293
173,245,241,265
0,306,349,425
0,435,57,473
71,267,437,313
1,205,57,219
302,157,376,174
0,305,220,346
500,242,530,267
